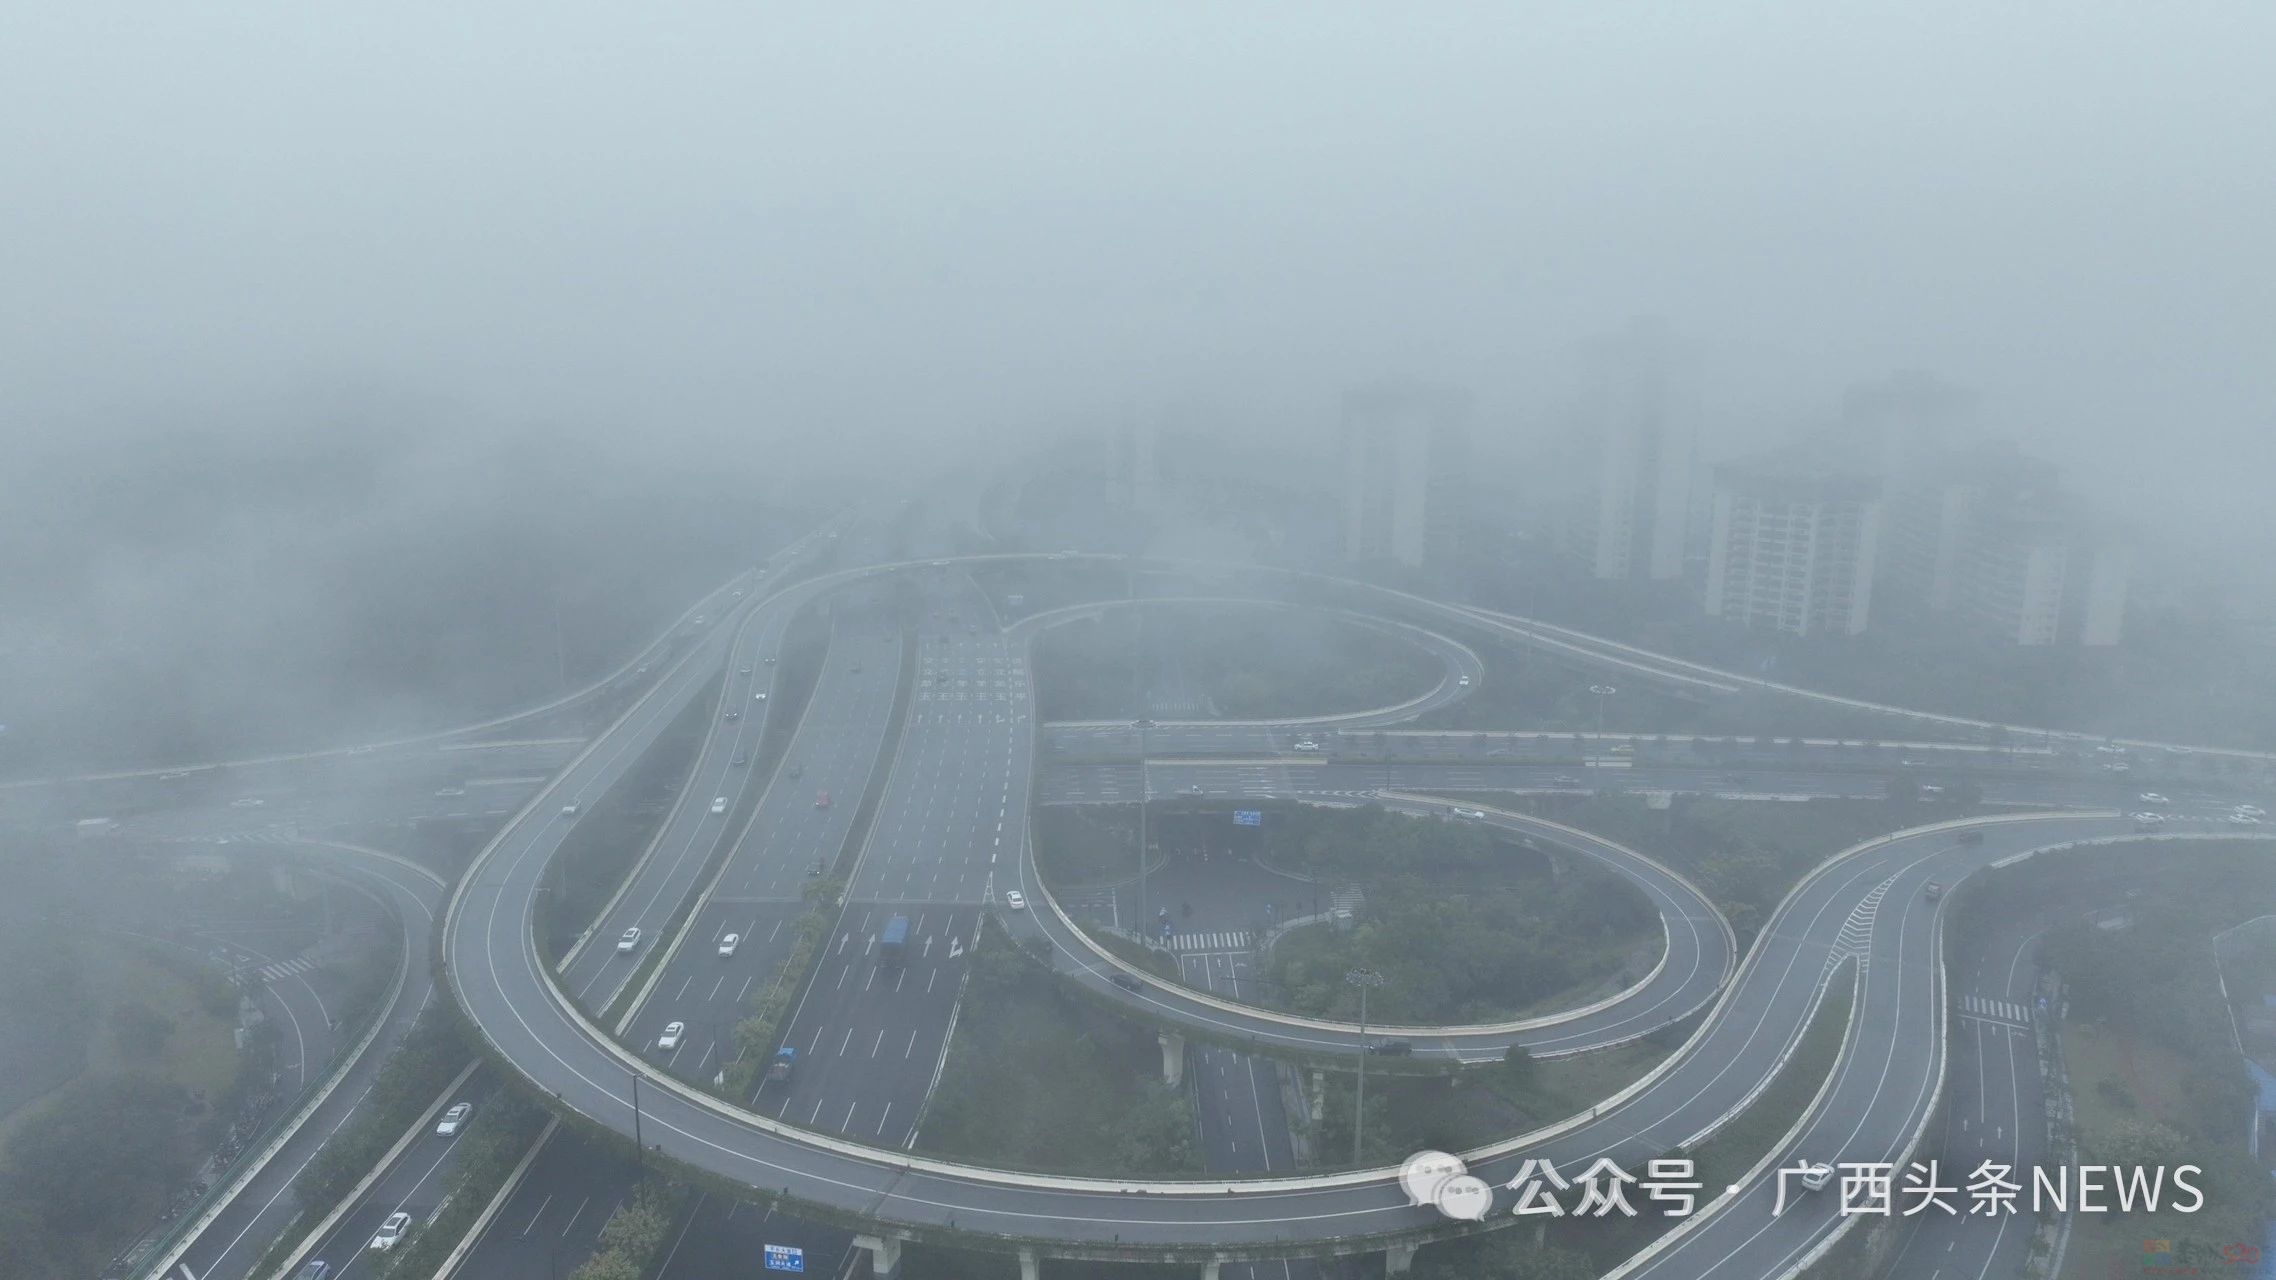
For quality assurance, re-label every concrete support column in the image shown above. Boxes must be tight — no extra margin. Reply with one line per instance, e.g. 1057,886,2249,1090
1385,1240,1419,1275
1159,1031,1186,1087
1201,1259,1223,1280
1018,1247,1041,1280
853,1234,903,1278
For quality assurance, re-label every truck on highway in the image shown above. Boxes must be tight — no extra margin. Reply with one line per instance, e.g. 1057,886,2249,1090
766,1046,797,1085
879,915,910,968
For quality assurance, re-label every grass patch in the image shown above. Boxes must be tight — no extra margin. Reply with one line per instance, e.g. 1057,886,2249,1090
1247,804,1657,1025
914,925,1197,1176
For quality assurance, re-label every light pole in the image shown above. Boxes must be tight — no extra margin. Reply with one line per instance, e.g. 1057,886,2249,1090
1589,684,1617,745
1346,967,1387,1166
1135,718,1152,927
630,1071,645,1181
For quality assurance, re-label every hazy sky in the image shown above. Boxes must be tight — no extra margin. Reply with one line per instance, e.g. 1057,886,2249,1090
5,4,2271,568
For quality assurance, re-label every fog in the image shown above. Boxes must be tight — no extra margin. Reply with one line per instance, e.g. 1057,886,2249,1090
5,4,2274,761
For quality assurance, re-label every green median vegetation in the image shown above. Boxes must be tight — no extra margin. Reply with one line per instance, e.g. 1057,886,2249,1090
301,1010,473,1207
721,881,841,1100
915,924,1198,1175
564,1181,690,1280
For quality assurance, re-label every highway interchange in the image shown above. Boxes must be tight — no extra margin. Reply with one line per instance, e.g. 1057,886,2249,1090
31,532,2268,1279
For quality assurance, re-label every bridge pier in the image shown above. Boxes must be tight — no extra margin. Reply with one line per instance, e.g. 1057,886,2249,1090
1018,1247,1040,1280
1385,1240,1418,1275
853,1233,903,1277
1159,1031,1186,1086
1200,1259,1223,1279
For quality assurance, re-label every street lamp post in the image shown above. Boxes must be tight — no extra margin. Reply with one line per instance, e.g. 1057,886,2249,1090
1589,684,1618,744
630,1071,645,1181
1346,967,1387,1166
1136,719,1151,927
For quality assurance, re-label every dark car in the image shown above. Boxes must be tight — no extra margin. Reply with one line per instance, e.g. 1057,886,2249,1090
1958,829,1985,846
724,710,740,721
1110,972,1145,992
1366,1040,1415,1056
731,753,748,766
788,763,804,780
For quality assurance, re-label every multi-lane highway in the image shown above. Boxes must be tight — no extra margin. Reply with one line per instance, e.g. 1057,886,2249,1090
63,541,2271,1279
434,550,2269,1275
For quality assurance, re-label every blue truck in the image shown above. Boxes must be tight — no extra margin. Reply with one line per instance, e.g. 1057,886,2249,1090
766,1045,796,1085
879,915,910,968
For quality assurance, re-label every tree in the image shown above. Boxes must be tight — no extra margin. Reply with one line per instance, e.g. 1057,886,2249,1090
110,1001,175,1061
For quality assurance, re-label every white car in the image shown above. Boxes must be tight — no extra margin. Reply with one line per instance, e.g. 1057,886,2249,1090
718,933,740,958
1005,891,1027,911
617,927,642,953
2228,812,2264,826
229,797,266,808
2236,804,2267,819
710,797,728,815
370,1211,411,1251
561,803,580,817
2129,811,2166,826
658,1021,685,1051
435,1102,472,1136
1798,1162,1834,1192
1292,740,1321,752
433,787,466,798
2138,792,2170,805
753,691,768,700
1457,675,1471,687
1450,807,1486,820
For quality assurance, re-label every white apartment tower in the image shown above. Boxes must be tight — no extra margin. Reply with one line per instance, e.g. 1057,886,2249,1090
1340,383,1469,568
1704,454,1883,637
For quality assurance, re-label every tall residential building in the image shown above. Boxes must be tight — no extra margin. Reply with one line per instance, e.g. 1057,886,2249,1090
1880,443,2128,646
1339,383,1470,568
1879,444,2058,612
1839,370,1975,480
1564,319,1693,581
1703,452,1883,637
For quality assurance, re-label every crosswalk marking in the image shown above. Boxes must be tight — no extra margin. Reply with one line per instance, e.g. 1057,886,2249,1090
255,954,320,982
1168,931,1252,952
1958,994,2031,1025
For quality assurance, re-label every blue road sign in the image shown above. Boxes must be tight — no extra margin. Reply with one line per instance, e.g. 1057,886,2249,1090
764,1243,805,1272
1234,810,1262,827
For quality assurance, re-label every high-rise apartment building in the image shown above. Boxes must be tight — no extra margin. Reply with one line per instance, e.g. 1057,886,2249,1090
1340,383,1470,568
1564,320,1692,581
1703,452,1883,636
1879,442,2128,646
